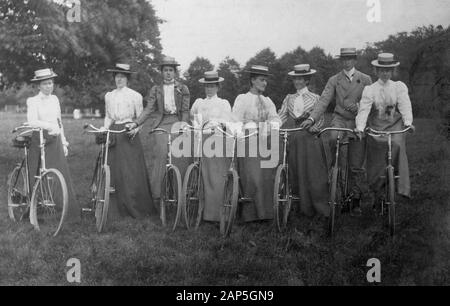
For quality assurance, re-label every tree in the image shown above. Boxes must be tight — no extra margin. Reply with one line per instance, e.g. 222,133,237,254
0,0,163,109
217,57,240,106
184,57,214,105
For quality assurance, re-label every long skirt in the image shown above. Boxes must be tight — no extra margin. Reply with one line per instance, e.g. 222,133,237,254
147,115,192,201
282,117,330,217
28,132,80,222
237,132,279,222
366,118,411,198
107,123,156,219
198,133,231,222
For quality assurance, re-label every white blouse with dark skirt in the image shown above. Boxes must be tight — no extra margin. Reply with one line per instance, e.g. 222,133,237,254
104,87,143,127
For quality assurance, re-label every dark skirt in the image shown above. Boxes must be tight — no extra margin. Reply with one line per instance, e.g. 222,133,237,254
107,123,156,219
198,133,231,222
366,118,411,198
28,131,80,222
282,117,330,217
237,132,280,222
147,115,192,201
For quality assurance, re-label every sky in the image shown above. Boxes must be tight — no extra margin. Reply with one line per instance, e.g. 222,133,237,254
151,0,450,71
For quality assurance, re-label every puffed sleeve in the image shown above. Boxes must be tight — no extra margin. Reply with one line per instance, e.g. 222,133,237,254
266,97,282,126
396,82,413,126
278,95,290,125
55,97,69,146
232,94,246,122
310,94,325,130
190,98,202,127
134,92,144,118
104,92,113,128
355,86,374,131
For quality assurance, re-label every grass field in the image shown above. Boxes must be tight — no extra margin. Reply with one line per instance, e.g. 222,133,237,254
0,112,448,285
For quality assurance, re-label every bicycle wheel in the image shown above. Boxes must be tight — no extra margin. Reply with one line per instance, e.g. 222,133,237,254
160,165,183,231
30,168,68,236
328,166,339,237
387,166,396,237
183,163,202,230
220,169,239,237
273,165,291,232
7,163,29,222
95,165,110,233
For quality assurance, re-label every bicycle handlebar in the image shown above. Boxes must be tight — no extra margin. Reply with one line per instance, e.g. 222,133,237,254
279,127,305,134
317,127,357,137
365,126,412,137
83,124,127,134
12,125,41,133
215,126,259,139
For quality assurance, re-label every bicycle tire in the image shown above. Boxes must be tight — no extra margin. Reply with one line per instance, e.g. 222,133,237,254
95,165,110,233
160,165,183,231
328,166,339,237
30,168,68,237
387,166,396,237
273,165,290,232
220,169,239,237
7,164,29,222
183,163,202,230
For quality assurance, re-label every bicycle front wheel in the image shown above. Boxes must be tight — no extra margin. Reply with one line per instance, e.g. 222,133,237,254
274,165,291,232
220,169,239,237
387,166,396,237
183,163,202,230
7,164,29,222
95,165,110,233
328,166,339,237
30,168,68,236
160,165,183,231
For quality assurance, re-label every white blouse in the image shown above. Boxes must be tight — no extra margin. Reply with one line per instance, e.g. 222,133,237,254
26,92,69,146
163,83,177,114
190,95,234,128
104,87,143,127
232,92,281,126
356,79,413,131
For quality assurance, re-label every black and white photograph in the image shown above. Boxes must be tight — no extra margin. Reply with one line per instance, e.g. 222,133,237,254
0,0,449,291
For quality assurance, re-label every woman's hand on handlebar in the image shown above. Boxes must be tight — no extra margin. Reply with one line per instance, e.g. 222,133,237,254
125,122,138,131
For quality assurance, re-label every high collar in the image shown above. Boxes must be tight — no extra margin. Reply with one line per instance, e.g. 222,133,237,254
296,87,309,95
206,94,218,100
38,91,52,99
343,67,355,78
377,79,392,86
115,86,128,92
163,79,175,86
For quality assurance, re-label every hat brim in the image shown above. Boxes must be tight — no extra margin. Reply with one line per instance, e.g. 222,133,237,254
199,77,224,84
106,69,136,74
288,69,317,76
30,74,58,82
334,55,358,60
371,60,400,68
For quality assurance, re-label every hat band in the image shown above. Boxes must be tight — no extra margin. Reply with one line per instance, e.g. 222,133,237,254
378,60,398,65
204,77,219,82
294,69,310,74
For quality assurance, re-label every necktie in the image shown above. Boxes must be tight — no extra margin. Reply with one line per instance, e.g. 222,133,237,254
257,95,267,122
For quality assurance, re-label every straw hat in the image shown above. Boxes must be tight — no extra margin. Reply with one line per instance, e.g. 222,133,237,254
106,63,135,74
288,64,317,76
199,71,224,84
159,56,180,68
334,47,357,59
30,68,58,82
244,65,272,76
371,53,400,68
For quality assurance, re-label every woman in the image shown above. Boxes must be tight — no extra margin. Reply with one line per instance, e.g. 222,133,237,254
355,53,414,208
126,56,191,205
278,64,329,217
26,68,80,222
103,63,156,219
232,65,281,222
190,71,235,222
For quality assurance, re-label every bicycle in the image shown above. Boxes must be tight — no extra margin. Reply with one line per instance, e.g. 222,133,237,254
150,127,188,231
317,127,358,237
273,127,304,232
365,126,412,237
7,125,68,236
82,124,127,232
181,121,214,230
216,126,258,237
